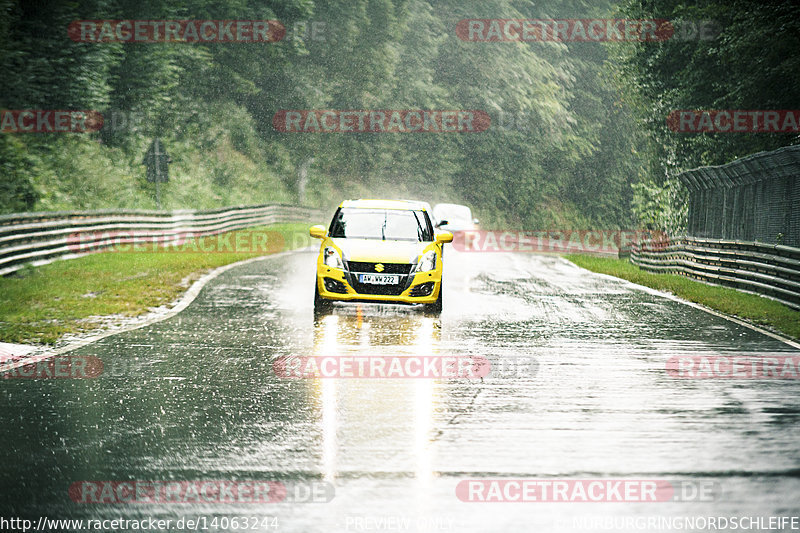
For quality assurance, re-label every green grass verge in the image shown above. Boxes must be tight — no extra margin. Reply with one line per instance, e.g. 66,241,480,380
564,254,800,342
0,223,315,345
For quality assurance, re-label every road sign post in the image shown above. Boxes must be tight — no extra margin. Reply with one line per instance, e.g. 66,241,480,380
143,138,170,208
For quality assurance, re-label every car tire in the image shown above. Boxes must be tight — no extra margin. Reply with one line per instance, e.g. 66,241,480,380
314,281,332,314
425,281,443,314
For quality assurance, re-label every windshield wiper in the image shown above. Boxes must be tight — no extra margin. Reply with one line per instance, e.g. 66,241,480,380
381,213,387,240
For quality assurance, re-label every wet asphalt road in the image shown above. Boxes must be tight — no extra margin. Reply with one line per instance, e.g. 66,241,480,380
1,248,800,532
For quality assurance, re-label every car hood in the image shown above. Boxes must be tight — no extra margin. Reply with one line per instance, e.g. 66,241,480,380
331,238,427,264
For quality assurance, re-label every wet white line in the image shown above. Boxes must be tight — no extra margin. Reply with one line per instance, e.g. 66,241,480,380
563,257,800,350
0,249,301,372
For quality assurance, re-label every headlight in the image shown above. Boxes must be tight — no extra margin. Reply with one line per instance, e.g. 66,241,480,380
416,250,436,272
323,246,343,269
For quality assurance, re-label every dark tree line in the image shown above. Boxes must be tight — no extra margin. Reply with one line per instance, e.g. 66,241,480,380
1,0,796,232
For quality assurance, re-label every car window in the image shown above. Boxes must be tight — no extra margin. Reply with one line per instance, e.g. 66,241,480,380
329,208,433,242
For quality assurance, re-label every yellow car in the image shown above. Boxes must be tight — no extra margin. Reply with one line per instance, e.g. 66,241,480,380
309,199,453,313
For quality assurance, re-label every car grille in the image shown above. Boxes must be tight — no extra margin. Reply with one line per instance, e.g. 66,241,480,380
345,261,413,275
345,261,413,296
350,282,406,296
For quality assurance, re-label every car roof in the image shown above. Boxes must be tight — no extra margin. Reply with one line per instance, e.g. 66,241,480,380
339,199,429,211
433,203,472,214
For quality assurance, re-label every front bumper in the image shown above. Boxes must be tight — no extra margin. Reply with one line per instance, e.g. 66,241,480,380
316,261,441,305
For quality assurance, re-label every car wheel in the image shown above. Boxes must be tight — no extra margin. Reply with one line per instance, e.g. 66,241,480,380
314,281,332,313
425,281,443,314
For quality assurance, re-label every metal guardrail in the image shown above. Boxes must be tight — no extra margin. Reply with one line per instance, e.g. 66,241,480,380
630,236,800,310
0,204,322,276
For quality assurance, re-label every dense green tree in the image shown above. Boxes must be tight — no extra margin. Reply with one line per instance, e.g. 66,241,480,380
614,0,800,231
0,0,688,229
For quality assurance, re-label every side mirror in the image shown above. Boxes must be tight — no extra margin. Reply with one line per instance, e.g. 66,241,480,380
435,231,453,244
436,219,448,227
473,218,479,225
309,225,326,239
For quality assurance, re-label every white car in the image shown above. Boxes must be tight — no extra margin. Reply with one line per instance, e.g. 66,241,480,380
432,203,479,232
432,203,479,250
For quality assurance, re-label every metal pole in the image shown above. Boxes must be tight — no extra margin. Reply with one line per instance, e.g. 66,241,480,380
154,140,162,209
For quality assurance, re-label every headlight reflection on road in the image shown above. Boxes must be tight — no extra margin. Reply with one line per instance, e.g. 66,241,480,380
310,309,443,485
320,314,339,482
321,379,337,482
413,317,436,487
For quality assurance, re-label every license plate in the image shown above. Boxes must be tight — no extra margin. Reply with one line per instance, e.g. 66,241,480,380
358,274,400,285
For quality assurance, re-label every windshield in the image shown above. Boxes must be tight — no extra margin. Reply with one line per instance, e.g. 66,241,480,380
329,208,433,242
